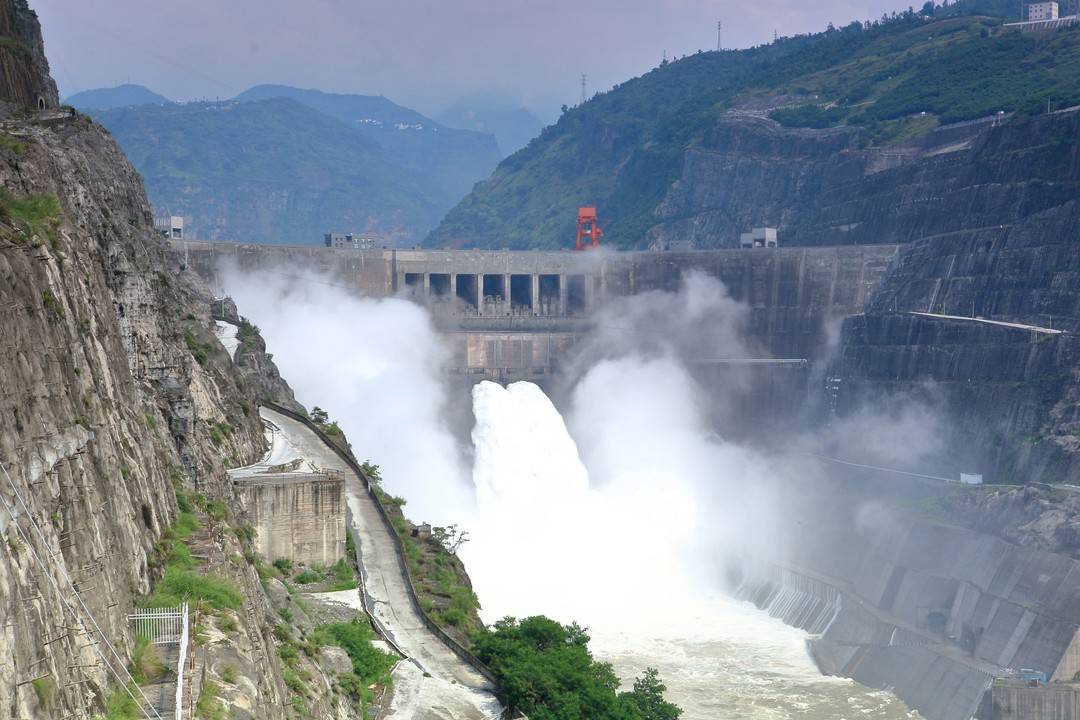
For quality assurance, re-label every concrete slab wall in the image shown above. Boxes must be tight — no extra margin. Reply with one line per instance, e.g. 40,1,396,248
991,684,1080,720
174,241,899,370
236,472,346,565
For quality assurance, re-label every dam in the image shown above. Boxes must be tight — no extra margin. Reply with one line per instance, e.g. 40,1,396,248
194,239,1080,720
175,240,899,377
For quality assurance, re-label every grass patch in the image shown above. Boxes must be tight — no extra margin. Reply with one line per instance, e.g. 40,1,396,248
173,511,200,540
184,330,210,366
215,613,238,634
0,133,27,155
0,189,61,250
130,635,165,684
94,684,140,720
220,663,237,684
41,289,64,318
291,558,357,591
146,566,242,611
236,317,261,352
31,676,55,708
207,420,233,446
195,679,227,720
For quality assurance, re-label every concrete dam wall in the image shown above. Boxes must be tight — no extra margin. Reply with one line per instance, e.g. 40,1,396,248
175,241,898,376
736,492,1080,720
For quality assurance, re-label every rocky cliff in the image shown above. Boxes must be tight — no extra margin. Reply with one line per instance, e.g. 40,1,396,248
649,108,1080,250
824,108,1080,485
0,4,357,717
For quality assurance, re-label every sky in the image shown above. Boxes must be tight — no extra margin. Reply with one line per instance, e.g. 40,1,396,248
36,0,899,119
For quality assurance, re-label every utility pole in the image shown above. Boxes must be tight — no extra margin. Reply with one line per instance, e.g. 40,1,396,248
580,73,587,105
717,20,723,51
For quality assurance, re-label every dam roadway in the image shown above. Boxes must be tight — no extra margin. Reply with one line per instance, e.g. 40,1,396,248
233,406,502,720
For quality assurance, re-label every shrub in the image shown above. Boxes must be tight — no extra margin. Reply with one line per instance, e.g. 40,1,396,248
294,569,320,585
312,620,395,683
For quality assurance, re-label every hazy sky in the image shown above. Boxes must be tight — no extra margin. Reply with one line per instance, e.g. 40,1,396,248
36,0,898,118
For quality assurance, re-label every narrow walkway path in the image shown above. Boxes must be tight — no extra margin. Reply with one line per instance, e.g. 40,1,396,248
909,311,1064,335
234,407,502,720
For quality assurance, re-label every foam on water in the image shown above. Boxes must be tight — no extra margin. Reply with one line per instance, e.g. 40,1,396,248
463,378,917,719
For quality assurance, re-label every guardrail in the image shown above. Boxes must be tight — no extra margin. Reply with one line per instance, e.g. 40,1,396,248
260,402,510,707
128,603,189,719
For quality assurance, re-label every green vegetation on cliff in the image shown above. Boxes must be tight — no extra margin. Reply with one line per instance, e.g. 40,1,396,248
428,7,1080,250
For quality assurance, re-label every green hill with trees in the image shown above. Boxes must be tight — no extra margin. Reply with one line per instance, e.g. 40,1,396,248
426,1,1080,249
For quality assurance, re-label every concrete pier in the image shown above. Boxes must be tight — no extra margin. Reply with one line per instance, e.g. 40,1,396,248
175,241,899,378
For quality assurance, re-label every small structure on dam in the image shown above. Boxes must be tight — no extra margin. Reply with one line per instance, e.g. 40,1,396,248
234,470,346,565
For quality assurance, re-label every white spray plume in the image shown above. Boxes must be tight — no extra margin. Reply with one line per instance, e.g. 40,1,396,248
222,266,472,524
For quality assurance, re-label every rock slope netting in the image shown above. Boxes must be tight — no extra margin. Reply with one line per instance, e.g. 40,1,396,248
0,3,366,716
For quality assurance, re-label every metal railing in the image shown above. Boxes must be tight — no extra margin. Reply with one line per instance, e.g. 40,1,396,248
128,604,189,719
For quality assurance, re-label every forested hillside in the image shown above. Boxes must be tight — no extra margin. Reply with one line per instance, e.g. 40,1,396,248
427,3,1080,249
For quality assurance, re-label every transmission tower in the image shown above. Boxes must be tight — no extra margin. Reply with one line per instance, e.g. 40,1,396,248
717,20,723,51
580,73,587,105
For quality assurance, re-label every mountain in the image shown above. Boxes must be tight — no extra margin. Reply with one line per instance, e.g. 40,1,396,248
234,84,501,203
64,83,170,109
426,8,1080,249
436,100,546,155
86,97,447,244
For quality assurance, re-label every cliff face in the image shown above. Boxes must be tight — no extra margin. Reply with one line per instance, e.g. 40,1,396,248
0,3,353,717
648,109,1080,250
0,0,55,111
822,110,1080,484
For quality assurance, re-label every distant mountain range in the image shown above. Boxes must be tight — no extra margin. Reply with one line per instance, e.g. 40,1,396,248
69,84,503,245
64,83,170,109
435,101,546,156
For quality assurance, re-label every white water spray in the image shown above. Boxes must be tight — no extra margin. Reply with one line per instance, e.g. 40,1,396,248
225,267,920,719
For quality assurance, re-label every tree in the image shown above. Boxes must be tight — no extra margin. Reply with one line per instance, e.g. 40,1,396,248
431,523,469,554
472,616,678,720
620,668,682,720
310,406,328,424
360,460,381,486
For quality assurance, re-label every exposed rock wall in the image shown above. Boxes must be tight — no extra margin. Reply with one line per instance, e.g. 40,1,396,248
0,4,356,716
649,109,1080,251
835,314,1080,483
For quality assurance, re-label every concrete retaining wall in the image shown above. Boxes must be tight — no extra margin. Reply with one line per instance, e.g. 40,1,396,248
991,684,1080,720
236,471,346,565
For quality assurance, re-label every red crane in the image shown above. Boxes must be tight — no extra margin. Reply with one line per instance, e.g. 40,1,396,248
575,206,603,251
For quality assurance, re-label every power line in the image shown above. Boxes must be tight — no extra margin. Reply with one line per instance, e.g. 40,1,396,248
0,459,163,719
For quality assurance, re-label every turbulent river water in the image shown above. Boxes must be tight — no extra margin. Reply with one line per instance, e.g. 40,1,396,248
231,276,918,720
462,379,918,720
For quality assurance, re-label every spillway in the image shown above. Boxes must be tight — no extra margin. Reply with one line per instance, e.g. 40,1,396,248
463,379,917,720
